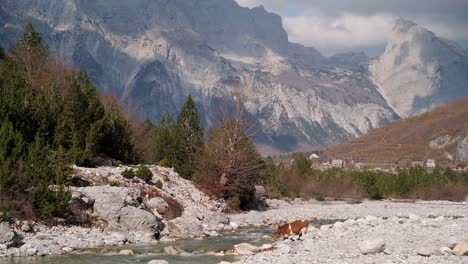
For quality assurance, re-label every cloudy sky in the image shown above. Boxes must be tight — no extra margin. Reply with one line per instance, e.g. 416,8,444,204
235,0,468,56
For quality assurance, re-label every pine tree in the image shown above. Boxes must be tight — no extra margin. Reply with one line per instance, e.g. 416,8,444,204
157,113,178,167
0,120,25,190
12,23,49,89
15,24,48,53
175,95,203,178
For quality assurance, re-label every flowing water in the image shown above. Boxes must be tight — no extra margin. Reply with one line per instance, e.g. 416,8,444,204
1,220,341,264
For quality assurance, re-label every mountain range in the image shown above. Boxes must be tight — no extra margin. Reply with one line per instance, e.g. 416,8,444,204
1,0,467,154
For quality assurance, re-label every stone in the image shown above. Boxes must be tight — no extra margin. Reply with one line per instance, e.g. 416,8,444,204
320,225,330,231
344,219,356,226
234,243,259,255
277,255,294,264
168,216,204,237
147,197,169,214
276,243,291,254
416,246,442,256
205,230,219,237
26,247,38,255
358,238,386,254
334,221,345,228
440,247,453,255
21,221,34,233
61,247,74,253
408,214,420,222
230,222,239,230
453,243,468,256
73,186,161,235
446,237,458,249
242,211,264,226
119,249,134,255
0,222,15,244
164,246,182,255
365,215,378,226
147,260,169,264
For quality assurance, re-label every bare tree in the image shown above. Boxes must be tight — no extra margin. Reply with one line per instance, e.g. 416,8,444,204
196,93,264,210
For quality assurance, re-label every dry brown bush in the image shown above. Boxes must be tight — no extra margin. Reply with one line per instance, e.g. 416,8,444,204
408,184,468,201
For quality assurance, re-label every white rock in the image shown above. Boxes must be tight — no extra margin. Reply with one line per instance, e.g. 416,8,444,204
408,214,420,222
358,238,386,254
276,243,291,254
229,221,239,230
416,246,442,256
320,225,331,231
234,243,259,255
344,219,356,226
148,260,169,264
333,221,345,228
440,247,453,255
61,247,74,253
118,249,134,255
453,243,468,256
164,246,181,255
0,222,15,244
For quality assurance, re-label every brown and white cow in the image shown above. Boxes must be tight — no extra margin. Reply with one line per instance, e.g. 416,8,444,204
272,219,310,241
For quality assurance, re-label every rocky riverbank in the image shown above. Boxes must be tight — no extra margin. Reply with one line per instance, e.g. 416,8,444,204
228,199,468,264
0,165,232,257
1,165,467,263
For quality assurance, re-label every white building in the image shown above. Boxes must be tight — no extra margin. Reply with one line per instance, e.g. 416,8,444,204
426,159,436,168
331,159,344,168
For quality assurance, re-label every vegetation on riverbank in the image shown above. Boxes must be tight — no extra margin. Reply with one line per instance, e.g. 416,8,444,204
261,153,468,201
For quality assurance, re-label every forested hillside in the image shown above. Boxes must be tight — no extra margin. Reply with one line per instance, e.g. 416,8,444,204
0,24,264,220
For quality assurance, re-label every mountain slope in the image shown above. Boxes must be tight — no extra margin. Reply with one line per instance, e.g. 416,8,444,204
321,97,468,163
0,0,398,153
370,18,468,118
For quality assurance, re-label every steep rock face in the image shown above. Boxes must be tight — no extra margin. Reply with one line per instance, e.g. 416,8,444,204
370,18,468,118
0,0,398,152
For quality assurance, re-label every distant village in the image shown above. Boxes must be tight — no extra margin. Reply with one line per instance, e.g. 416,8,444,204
289,153,468,173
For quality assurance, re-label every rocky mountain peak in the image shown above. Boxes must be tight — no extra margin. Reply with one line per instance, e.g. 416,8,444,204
370,19,468,118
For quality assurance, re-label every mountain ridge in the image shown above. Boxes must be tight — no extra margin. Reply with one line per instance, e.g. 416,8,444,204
1,2,466,154
320,97,468,163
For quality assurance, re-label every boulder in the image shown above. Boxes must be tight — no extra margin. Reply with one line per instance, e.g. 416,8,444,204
0,222,15,244
416,246,442,256
234,243,259,255
164,245,184,255
358,238,386,254
147,197,169,214
73,186,161,235
440,247,453,255
203,212,230,228
167,216,204,237
453,243,468,256
229,221,239,230
344,219,356,226
148,260,169,264
242,211,265,226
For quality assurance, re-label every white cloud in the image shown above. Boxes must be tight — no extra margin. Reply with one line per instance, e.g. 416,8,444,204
284,13,395,55
234,0,468,55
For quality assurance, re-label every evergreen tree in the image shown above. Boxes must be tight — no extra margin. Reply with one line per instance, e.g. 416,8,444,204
157,113,178,166
15,23,48,53
175,95,203,178
0,120,25,190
